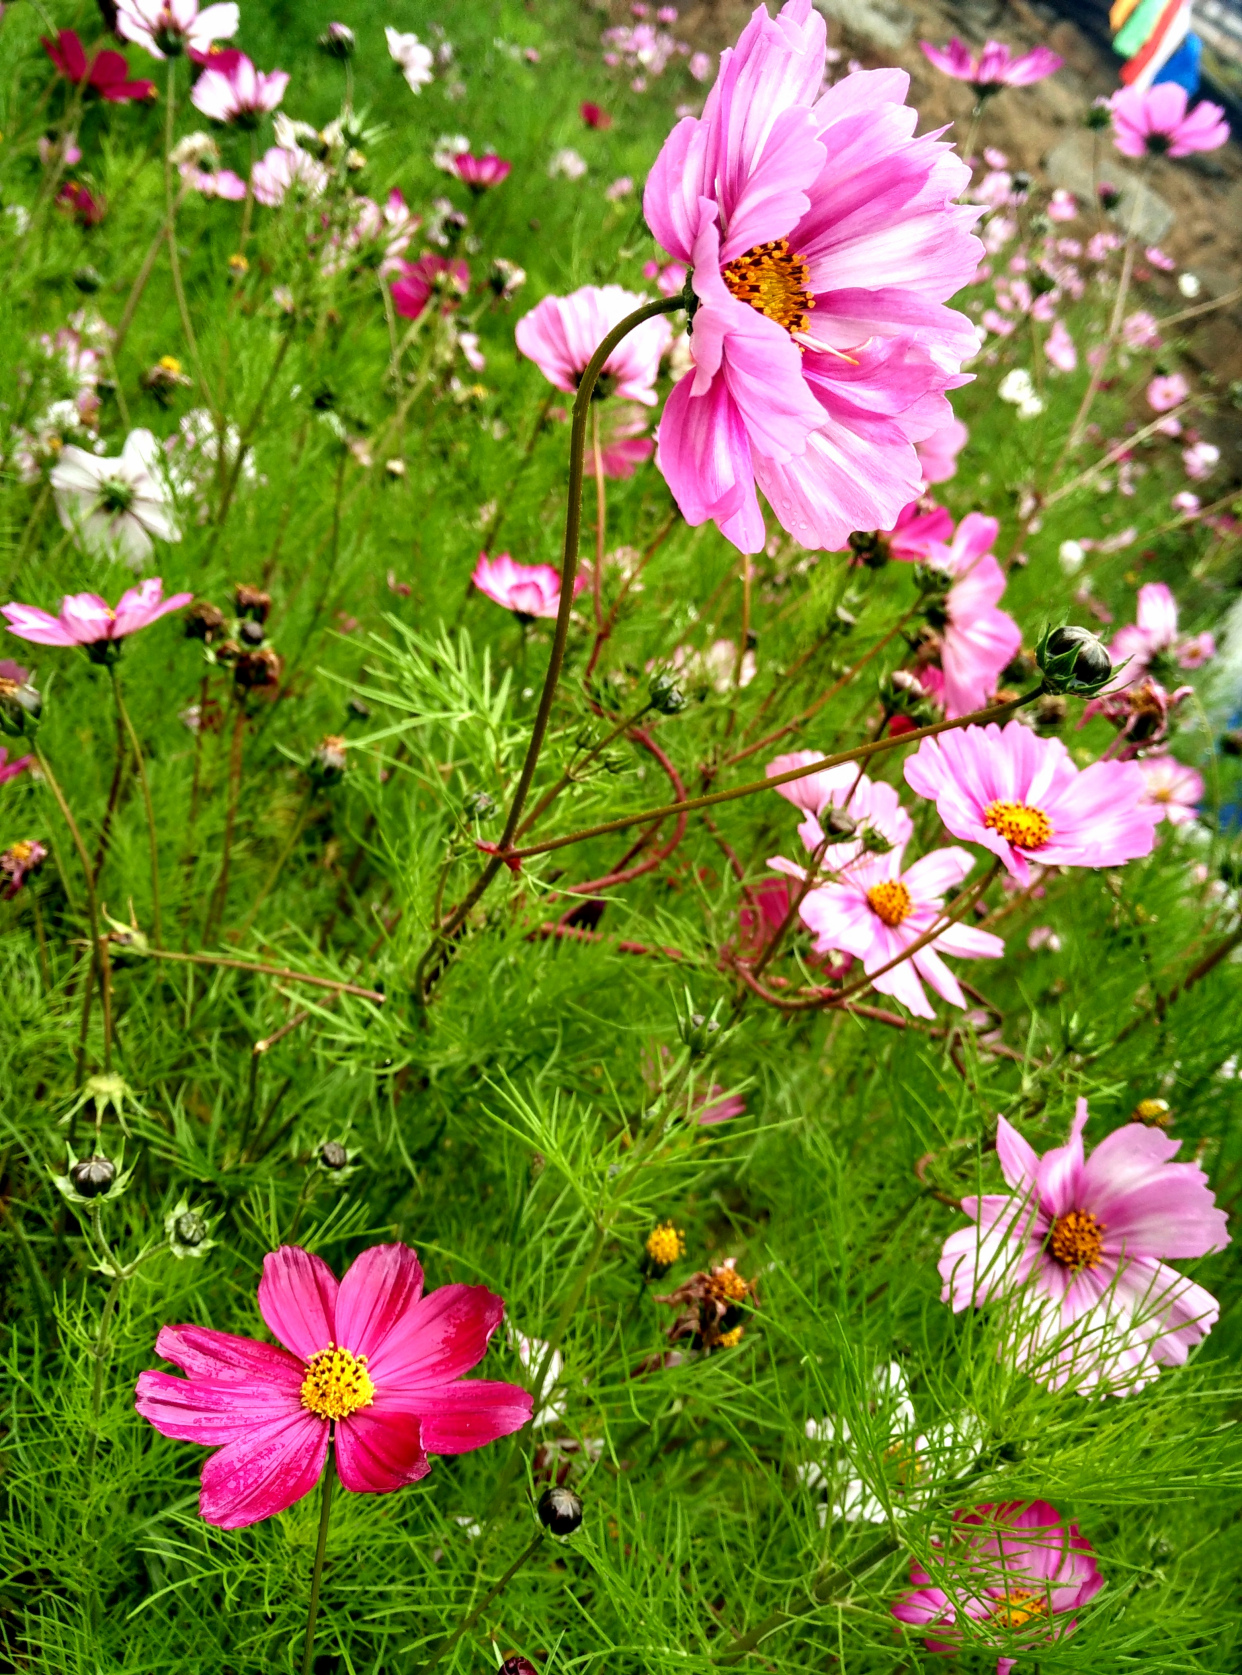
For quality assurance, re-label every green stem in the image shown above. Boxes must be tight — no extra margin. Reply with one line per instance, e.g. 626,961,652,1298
110,668,163,947
163,58,208,396
419,1533,545,1675
300,1453,336,1675
35,746,111,1076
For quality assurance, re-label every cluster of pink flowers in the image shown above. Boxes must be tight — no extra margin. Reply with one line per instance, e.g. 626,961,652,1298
912,513,1021,719
601,17,692,89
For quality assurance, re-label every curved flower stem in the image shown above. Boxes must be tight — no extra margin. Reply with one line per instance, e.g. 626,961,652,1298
513,702,653,842
591,406,606,632
139,946,386,1003
110,668,163,948
35,746,111,1076
418,1533,545,1675
237,785,314,937
413,293,685,998
300,1455,336,1675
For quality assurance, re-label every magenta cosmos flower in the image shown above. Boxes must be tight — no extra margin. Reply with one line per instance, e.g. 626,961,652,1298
643,0,981,554
0,746,33,787
1107,582,1214,690
515,286,672,406
391,254,470,322
472,552,585,621
904,720,1160,886
1110,83,1229,159
940,1101,1229,1394
136,1243,532,1528
191,52,288,126
920,38,1063,95
42,29,157,102
892,1499,1103,1675
917,513,1021,720
1137,756,1203,825
3,579,192,662
449,151,512,191
115,0,239,60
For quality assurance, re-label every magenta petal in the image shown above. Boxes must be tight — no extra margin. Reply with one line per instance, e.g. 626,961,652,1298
154,1323,304,1386
198,1408,328,1529
257,1246,338,1361
414,1378,534,1454
2,601,82,646
136,1370,304,1443
656,370,765,554
334,1242,426,1362
364,1282,505,1387
335,1392,431,1493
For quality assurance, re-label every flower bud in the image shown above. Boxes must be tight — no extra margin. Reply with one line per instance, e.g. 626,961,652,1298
679,1010,720,1055
175,1209,208,1245
1037,623,1113,695
238,618,267,648
499,1658,539,1675
320,1140,349,1170
819,807,857,846
464,790,497,820
347,695,372,722
73,264,103,293
1098,181,1122,212
859,823,894,856
318,21,355,57
310,735,348,787
185,601,226,644
1084,100,1112,131
648,669,688,715
165,1193,217,1258
537,1485,583,1536
0,673,42,736
642,1221,685,1278
1029,267,1056,298
847,528,889,569
234,584,272,623
488,258,527,301
70,1154,116,1198
1011,171,1032,198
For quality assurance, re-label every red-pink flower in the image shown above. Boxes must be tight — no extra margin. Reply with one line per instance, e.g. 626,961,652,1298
190,51,288,126
904,719,1160,885
917,514,1020,719
596,402,656,478
1110,83,1229,159
939,1100,1228,1394
3,579,192,657
56,181,106,227
876,499,955,564
136,1243,532,1528
0,747,33,787
915,415,968,485
1138,756,1202,825
892,1499,1103,1674
391,254,470,320
515,285,672,405
580,101,612,129
644,0,981,554
920,37,1063,93
42,29,158,102
449,151,512,191
1107,582,1214,689
472,552,584,621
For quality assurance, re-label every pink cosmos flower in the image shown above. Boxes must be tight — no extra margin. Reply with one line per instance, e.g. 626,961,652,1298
191,52,289,126
1083,676,1191,756
1107,582,1214,689
915,415,968,485
1,839,47,898
644,0,982,555
251,145,328,207
0,747,33,787
183,162,246,199
1047,187,1077,222
1044,318,1076,372
904,720,1160,886
581,101,611,129
892,1499,1103,1675
1110,83,1229,159
1147,371,1188,412
939,1100,1228,1394
642,258,689,298
472,552,585,621
884,499,955,562
1183,440,1219,482
767,753,912,855
136,1243,532,1528
449,152,512,191
57,182,106,228
42,29,157,102
919,38,1063,94
3,579,193,657
1121,310,1160,350
116,0,239,60
391,254,470,321
515,286,672,406
772,837,1003,1019
1138,756,1203,825
596,402,656,478
918,514,1021,719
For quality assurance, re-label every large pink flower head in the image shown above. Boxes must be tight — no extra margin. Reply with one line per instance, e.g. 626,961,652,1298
1110,83,1229,159
643,0,982,555
1107,582,1214,690
136,1243,532,1528
3,579,192,665
116,0,239,60
919,38,1063,94
892,1499,1103,1674
904,720,1160,886
939,1101,1229,1394
916,513,1021,720
472,552,585,622
515,286,672,406
190,52,289,127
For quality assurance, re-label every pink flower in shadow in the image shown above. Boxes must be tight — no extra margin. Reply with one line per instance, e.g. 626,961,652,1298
1137,756,1203,825
391,254,470,320
1110,83,1229,159
1107,582,1214,689
918,513,1021,719
136,1243,532,1527
472,552,584,621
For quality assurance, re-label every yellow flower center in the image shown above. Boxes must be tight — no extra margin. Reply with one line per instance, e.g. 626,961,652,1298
1150,787,1172,803
9,841,37,865
706,1266,750,1305
300,1343,375,1421
1133,1097,1171,1126
158,354,183,374
883,1439,924,1487
866,880,913,927
1048,1209,1105,1271
994,1587,1048,1630
645,1221,685,1267
722,239,815,339
984,800,1053,850
716,1326,744,1349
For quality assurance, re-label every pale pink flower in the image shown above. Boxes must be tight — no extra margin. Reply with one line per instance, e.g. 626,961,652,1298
766,752,912,855
1044,318,1076,372
472,552,584,621
1107,582,1214,688
1,838,47,897
1145,245,1175,271
1046,187,1077,222
915,415,968,485
191,53,289,126
3,579,192,656
644,0,982,554
1110,83,1229,159
386,28,434,93
0,747,33,787
515,285,671,405
688,49,711,82
904,719,1160,885
449,152,511,191
596,402,656,478
642,258,688,298
939,1100,1228,1393
1147,371,1188,412
250,145,327,206
1121,310,1160,350
184,163,246,199
1183,440,1219,482
919,513,1021,719
893,1500,1103,1672
1085,230,1119,262
116,0,239,60
919,38,1063,92
605,176,634,202
136,1243,532,1527
1138,756,1203,825
1172,490,1200,515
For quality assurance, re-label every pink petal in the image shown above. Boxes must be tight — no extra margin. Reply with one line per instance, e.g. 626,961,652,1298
1080,1125,1229,1259
334,1242,426,1362
135,1369,304,1443
656,369,766,554
258,1246,338,1361
1035,1099,1090,1216
414,1377,535,1453
198,1408,328,1528
1,602,80,646
363,1282,505,1388
335,1392,431,1492
995,1117,1040,1196
154,1323,304,1386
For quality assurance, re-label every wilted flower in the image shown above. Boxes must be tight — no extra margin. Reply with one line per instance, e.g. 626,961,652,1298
1110,82,1229,158
191,52,289,126
656,1258,755,1351
1,839,46,898
309,734,348,787
116,0,239,60
386,27,434,93
920,37,1063,95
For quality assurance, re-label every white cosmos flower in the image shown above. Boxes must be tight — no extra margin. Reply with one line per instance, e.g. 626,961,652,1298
116,0,239,60
50,429,180,567
386,27,434,93
509,1328,566,1427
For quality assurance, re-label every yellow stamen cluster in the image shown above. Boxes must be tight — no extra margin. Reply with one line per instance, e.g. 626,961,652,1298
157,355,183,375
722,239,815,339
716,1326,744,1349
883,1440,924,1487
994,1587,1048,1630
645,1222,686,1268
1048,1209,1105,1272
1133,1097,1171,1126
984,800,1053,851
706,1265,750,1306
7,841,38,866
867,880,913,927
300,1343,375,1421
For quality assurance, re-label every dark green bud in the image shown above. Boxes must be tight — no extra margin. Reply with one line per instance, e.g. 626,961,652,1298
1037,623,1113,696
70,1155,116,1199
648,669,688,715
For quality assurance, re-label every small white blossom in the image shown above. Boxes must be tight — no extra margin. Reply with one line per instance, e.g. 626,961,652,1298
386,27,434,93
548,147,587,181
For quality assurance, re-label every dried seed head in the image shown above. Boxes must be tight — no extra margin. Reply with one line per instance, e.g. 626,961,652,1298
234,647,283,692
310,735,348,786
185,601,226,643
234,584,272,623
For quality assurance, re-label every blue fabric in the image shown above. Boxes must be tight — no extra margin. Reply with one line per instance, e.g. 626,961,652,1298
1152,31,1202,94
